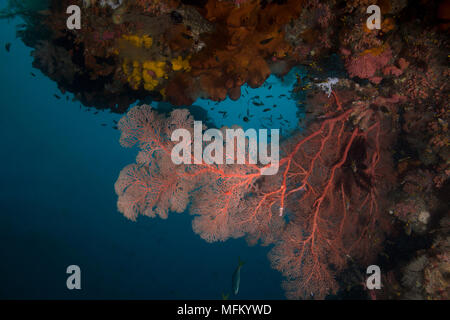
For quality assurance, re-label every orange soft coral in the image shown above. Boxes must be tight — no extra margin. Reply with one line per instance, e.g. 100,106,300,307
165,0,304,104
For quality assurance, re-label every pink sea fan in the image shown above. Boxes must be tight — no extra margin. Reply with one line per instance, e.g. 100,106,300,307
115,105,198,220
117,104,195,160
114,91,395,299
114,158,193,220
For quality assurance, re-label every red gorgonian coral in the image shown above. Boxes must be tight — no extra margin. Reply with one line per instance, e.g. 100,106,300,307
114,92,395,299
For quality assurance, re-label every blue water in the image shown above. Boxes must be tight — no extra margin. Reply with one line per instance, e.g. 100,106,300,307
193,66,306,136
0,14,303,299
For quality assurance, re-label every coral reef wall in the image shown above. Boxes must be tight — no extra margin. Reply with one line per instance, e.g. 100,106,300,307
4,0,448,299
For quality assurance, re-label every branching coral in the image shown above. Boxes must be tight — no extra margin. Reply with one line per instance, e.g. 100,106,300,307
267,91,396,298
114,91,395,298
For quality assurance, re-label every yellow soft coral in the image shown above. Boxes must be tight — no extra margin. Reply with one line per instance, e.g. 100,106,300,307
171,56,191,72
143,77,159,91
360,45,386,56
122,59,168,91
122,34,153,48
142,35,153,49
129,60,142,90
122,59,130,75
143,60,167,90
143,61,167,78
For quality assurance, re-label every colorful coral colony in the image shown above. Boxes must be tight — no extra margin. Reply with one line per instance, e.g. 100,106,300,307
14,0,449,299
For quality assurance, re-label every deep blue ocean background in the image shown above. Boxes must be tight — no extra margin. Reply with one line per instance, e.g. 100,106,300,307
0,11,308,299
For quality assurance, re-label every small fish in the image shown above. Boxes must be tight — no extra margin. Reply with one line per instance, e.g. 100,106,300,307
30,72,36,77
94,111,99,115
101,123,107,127
54,94,61,99
232,257,245,295
263,108,271,112
219,111,227,118
263,116,273,124
266,95,273,98
268,85,272,90
259,37,273,45
252,101,263,106
279,94,286,98
5,43,11,52
243,116,249,122
273,104,277,108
